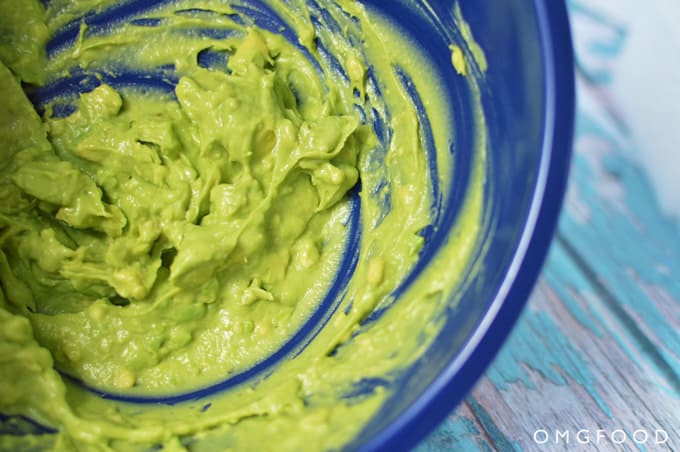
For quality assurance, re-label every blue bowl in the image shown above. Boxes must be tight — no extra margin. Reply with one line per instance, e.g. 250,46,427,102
354,0,575,451
352,1,575,449
353,1,575,450
3,0,574,449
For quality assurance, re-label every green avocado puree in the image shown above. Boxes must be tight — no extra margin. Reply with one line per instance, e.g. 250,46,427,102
0,0,487,450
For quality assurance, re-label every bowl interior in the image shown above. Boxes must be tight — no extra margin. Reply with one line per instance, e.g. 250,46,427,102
352,0,574,449
0,0,573,449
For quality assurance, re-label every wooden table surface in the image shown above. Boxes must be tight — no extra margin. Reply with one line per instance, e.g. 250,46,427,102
415,3,680,451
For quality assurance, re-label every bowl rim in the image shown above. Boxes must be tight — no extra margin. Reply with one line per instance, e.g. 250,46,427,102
359,0,576,450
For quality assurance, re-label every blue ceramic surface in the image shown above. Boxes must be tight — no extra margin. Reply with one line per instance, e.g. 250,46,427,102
4,0,574,449
351,1,574,450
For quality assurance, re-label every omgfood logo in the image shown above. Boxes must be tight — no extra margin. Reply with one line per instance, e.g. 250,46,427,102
532,429,669,446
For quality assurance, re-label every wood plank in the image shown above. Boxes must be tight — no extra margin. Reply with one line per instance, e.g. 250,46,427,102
559,76,680,378
464,242,680,451
565,0,680,378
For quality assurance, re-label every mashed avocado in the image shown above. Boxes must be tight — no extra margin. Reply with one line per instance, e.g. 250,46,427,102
0,0,486,450
3,28,367,394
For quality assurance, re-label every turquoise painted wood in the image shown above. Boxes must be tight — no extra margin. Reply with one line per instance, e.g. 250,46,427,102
416,1,680,450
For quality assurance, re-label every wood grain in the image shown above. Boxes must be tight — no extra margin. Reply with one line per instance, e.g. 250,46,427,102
560,77,680,379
